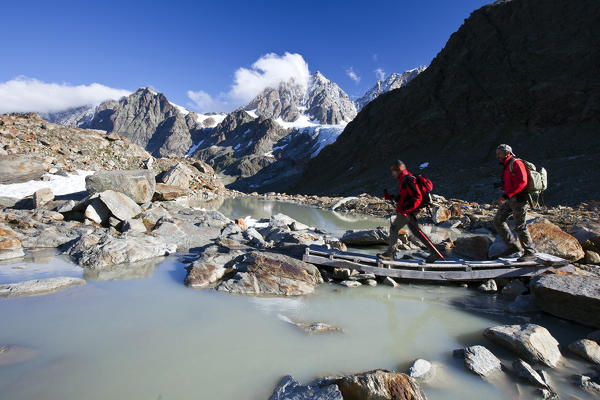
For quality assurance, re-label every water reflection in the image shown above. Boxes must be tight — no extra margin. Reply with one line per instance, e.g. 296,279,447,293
83,258,162,281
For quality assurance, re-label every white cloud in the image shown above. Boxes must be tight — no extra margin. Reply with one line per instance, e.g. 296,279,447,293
187,52,310,113
375,68,386,81
0,76,130,114
346,67,360,83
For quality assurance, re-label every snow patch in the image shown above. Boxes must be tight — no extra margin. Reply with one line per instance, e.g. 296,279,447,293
170,102,190,116
244,109,258,118
186,140,205,157
196,113,227,127
0,170,95,199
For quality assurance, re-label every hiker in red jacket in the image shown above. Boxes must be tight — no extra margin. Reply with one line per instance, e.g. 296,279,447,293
378,160,444,263
493,144,537,261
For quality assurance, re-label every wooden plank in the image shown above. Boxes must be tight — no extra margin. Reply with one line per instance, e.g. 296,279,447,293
303,256,553,281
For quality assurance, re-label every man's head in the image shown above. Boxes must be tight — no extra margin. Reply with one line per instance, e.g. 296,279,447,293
390,159,406,178
496,144,513,162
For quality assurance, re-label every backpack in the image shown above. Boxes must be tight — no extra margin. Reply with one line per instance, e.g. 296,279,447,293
509,158,548,194
414,174,434,208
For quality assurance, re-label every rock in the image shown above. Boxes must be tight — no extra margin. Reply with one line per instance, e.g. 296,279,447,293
501,279,528,299
339,280,361,288
68,231,176,269
0,345,38,366
160,162,195,188
464,345,502,377
268,213,297,229
290,221,309,231
512,359,548,387
317,370,427,400
568,339,600,365
32,188,54,208
332,267,351,280
383,277,399,288
0,277,85,298
585,250,600,265
365,279,377,286
235,218,247,230
583,235,600,254
153,183,189,201
0,248,25,260
408,359,434,382
340,228,388,245
121,218,147,233
506,295,541,313
0,226,21,250
290,321,343,334
483,324,561,367
152,220,220,251
85,170,155,204
537,389,559,400
528,218,585,261
216,252,322,296
56,200,77,213
98,190,142,221
184,262,228,289
325,238,347,251
139,205,171,227
576,375,600,395
488,239,511,259
269,375,343,400
432,206,450,224
531,274,600,328
570,225,600,244
0,156,44,184
453,235,491,260
477,279,497,293
84,198,111,224
108,217,120,227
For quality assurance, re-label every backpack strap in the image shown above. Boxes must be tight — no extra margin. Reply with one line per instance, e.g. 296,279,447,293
508,157,518,175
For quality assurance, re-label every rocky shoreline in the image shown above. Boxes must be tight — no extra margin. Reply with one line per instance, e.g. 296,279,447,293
2,113,600,399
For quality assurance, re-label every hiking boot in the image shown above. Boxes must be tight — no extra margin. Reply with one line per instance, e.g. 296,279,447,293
377,252,396,261
498,243,520,258
517,253,537,262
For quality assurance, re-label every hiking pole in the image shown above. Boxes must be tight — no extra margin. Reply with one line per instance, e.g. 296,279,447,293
407,218,446,261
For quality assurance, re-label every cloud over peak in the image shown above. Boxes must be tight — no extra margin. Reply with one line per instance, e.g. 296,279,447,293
0,77,130,114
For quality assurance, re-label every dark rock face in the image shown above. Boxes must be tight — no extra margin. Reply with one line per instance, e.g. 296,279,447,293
294,0,600,204
89,88,196,157
531,274,600,328
269,376,343,400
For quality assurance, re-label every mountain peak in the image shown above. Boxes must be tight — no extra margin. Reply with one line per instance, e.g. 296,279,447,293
355,66,426,111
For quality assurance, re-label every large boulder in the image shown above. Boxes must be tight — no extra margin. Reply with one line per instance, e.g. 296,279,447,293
68,231,176,269
33,188,54,208
216,251,322,296
341,228,389,245
153,183,189,201
483,324,562,367
85,170,155,204
464,345,502,377
0,225,24,260
453,236,491,260
316,370,427,400
269,376,343,400
0,277,85,298
0,156,44,184
528,218,585,261
531,274,600,328
160,162,195,188
568,339,600,365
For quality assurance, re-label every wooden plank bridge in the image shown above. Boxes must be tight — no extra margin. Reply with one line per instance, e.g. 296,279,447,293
303,247,571,282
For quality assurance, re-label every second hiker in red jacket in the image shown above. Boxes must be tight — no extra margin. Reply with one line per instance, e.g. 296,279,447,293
378,160,444,263
493,144,537,261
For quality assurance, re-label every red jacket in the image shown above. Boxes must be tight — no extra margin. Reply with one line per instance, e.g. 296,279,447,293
385,170,422,214
502,155,528,199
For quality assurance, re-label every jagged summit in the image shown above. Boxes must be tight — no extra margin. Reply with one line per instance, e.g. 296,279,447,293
355,66,426,111
243,71,357,125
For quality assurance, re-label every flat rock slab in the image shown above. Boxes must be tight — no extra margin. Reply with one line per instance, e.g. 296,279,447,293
0,277,85,298
0,156,44,184
316,369,427,400
512,359,548,388
341,228,389,245
216,251,322,296
484,324,562,368
269,375,343,400
98,190,142,221
531,274,600,328
464,345,502,377
85,170,155,204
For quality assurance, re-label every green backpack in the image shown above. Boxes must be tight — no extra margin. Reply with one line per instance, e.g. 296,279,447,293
509,158,548,206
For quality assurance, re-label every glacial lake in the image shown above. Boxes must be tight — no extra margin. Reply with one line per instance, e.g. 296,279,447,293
0,197,595,399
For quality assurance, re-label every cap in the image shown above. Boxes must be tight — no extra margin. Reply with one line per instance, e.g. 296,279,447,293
391,159,405,169
497,144,513,154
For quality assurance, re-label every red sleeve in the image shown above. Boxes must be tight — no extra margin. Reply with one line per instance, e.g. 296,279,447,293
506,159,528,198
403,177,423,213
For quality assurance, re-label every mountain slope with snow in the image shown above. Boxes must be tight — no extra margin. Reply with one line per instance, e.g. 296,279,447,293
355,66,426,111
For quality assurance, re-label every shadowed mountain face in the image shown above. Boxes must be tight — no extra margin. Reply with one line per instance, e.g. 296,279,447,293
293,0,600,205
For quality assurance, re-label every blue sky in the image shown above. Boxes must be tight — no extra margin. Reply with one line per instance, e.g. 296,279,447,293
0,0,490,113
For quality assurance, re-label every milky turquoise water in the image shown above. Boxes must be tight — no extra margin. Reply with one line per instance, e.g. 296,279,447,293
0,198,595,399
